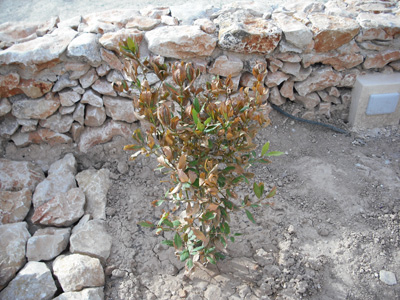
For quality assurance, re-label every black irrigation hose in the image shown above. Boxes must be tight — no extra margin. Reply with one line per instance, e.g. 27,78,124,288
270,103,349,135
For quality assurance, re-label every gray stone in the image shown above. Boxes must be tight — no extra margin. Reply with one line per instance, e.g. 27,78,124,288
67,33,102,67
12,93,60,119
84,105,106,127
294,67,341,96
76,169,111,220
39,113,74,133
0,114,19,137
53,254,105,292
26,227,71,261
60,105,76,115
60,90,81,106
170,3,217,25
0,222,31,290
31,188,85,227
53,73,78,92
70,219,112,263
0,261,57,300
208,55,243,77
0,159,44,192
295,92,321,109
79,69,98,89
103,96,137,123
0,189,31,224
73,103,85,126
0,98,12,117
11,129,72,147
53,287,104,300
379,270,397,285
145,25,217,59
91,79,116,96
81,89,103,107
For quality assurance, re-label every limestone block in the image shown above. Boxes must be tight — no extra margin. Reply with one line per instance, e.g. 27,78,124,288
64,62,91,80
73,103,85,126
140,6,170,19
103,96,137,123
161,15,179,26
295,92,321,109
302,52,364,71
269,86,285,106
265,71,289,88
294,67,341,96
70,219,112,263
100,48,123,72
60,90,81,106
145,25,217,59
79,69,98,89
84,106,106,127
53,73,78,92
308,13,360,52
39,113,74,133
126,16,160,31
31,188,85,227
0,114,19,137
0,159,44,192
0,261,56,300
208,55,243,77
280,80,295,101
363,50,400,69
78,120,132,153
76,169,111,220
0,27,77,65
0,98,12,117
12,93,60,119
92,79,116,96
194,18,217,34
79,9,140,33
11,129,72,147
99,29,143,54
53,254,105,292
357,13,400,41
0,189,31,224
53,287,104,300
81,89,103,107
0,222,31,290
26,227,71,261
67,33,102,67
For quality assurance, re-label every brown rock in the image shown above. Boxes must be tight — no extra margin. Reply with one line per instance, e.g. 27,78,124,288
70,122,84,142
12,93,60,119
85,106,106,127
126,16,160,31
0,189,31,224
1,79,53,99
269,86,285,106
103,96,137,123
239,72,257,88
194,18,217,34
0,159,44,192
281,62,301,77
78,120,132,153
295,92,321,109
280,80,295,100
308,14,360,52
356,13,400,41
32,188,85,227
267,58,283,73
11,129,72,148
92,79,116,96
0,98,12,117
318,102,331,117
294,67,341,96
99,29,143,54
363,50,400,69
145,25,217,59
274,53,301,63
302,52,364,71
100,48,123,71
217,15,281,54
208,55,243,77
0,73,20,98
39,113,74,133
265,71,289,88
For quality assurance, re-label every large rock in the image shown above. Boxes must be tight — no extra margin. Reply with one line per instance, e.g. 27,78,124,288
171,3,218,25
308,13,360,52
78,120,132,153
302,52,364,71
53,254,105,292
70,219,112,263
272,13,313,50
99,29,143,54
145,25,217,59
0,261,57,300
357,13,400,41
265,71,289,88
294,67,342,96
0,114,19,137
11,129,72,147
126,16,160,31
12,93,60,119
216,11,281,54
295,92,321,109
26,227,71,261
67,33,102,67
208,55,243,77
53,73,78,92
363,50,400,69
79,69,99,89
0,27,77,65
100,48,123,71
0,159,44,192
0,222,31,290
79,9,140,33
76,169,111,220
0,189,31,224
103,96,137,123
32,153,77,208
92,79,116,96
1,79,53,99
53,287,104,300
39,113,74,133
60,90,81,106
0,98,12,116
84,105,106,127
81,89,103,107
31,188,85,227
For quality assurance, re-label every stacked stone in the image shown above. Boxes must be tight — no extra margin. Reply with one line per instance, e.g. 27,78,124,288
0,154,112,299
0,0,400,150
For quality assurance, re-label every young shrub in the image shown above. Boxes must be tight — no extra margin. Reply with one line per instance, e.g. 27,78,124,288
115,38,283,271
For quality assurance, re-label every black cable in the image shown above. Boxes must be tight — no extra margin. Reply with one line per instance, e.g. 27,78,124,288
270,103,349,135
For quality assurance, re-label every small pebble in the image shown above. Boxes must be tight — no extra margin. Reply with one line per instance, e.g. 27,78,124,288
379,270,397,285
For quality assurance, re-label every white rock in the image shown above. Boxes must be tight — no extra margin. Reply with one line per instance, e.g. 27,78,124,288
53,287,104,300
79,69,99,89
0,261,57,300
84,105,106,127
60,90,81,106
53,254,105,292
0,114,19,137
76,169,111,220
26,227,71,261
379,270,397,285
67,33,102,67
39,113,74,133
81,89,103,107
70,219,112,263
0,222,31,289
208,55,243,77
53,73,78,92
103,96,137,123
0,159,44,192
73,103,85,126
0,189,31,224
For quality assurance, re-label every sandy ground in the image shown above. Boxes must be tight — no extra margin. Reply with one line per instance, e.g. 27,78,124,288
2,107,400,299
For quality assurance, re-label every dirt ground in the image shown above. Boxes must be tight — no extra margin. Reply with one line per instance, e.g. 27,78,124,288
2,106,399,300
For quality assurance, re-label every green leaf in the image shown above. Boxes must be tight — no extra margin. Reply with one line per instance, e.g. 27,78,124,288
222,166,235,173
186,258,194,270
172,220,181,227
245,209,256,224
161,240,174,247
191,245,205,253
217,176,226,188
266,151,285,157
127,37,137,54
215,252,226,261
266,186,277,198
138,221,154,228
223,222,230,235
240,105,250,112
202,211,216,220
232,176,243,184
230,236,235,242
180,250,190,262
234,233,242,236
174,233,183,249
155,200,164,206
193,97,200,113
258,158,272,164
253,182,264,199
206,255,216,264
220,236,226,247
162,219,174,227
261,141,270,156
189,159,199,166
204,117,212,126
192,109,199,124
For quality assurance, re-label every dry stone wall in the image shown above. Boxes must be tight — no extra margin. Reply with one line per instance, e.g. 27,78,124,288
0,1,400,151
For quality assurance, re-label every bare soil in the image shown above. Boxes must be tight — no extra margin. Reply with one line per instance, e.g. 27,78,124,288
2,107,399,300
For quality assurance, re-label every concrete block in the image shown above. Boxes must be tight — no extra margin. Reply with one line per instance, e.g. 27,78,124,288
349,73,400,130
